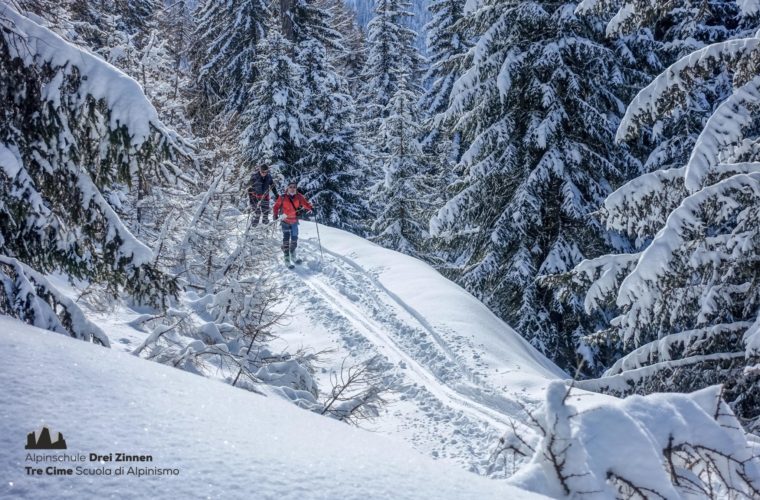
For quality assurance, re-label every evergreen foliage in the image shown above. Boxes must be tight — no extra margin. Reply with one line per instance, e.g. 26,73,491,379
422,0,467,118
241,26,306,181
431,1,638,370
296,39,365,232
359,0,424,135
191,0,269,117
0,7,185,331
567,33,760,431
370,76,429,255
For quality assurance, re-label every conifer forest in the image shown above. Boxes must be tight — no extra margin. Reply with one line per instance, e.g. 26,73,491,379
3,1,760,498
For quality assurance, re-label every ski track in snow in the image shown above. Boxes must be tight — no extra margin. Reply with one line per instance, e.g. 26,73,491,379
299,244,532,425
94,221,555,475
277,230,548,474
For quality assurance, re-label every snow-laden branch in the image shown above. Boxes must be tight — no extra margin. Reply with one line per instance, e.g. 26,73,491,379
617,172,760,316
0,5,189,154
603,167,686,242
684,75,760,192
605,322,754,376
570,253,641,314
616,37,760,143
0,256,110,345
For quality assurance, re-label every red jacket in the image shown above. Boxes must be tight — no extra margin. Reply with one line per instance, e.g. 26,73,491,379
273,193,313,224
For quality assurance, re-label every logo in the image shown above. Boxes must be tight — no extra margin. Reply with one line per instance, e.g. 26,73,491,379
25,427,67,450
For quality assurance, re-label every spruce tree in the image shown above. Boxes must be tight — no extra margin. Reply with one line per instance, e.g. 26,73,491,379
359,0,425,138
296,39,365,231
431,1,639,370
565,32,760,430
241,26,306,182
316,0,366,96
422,0,467,118
370,76,429,255
191,0,269,118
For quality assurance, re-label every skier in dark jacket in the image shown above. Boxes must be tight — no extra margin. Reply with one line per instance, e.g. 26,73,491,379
273,180,313,267
247,164,279,225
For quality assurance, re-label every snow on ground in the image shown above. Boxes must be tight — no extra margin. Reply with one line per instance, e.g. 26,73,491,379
0,317,547,499
270,223,566,472
46,221,569,475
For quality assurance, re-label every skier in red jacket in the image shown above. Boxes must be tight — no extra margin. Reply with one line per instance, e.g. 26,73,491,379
273,180,314,267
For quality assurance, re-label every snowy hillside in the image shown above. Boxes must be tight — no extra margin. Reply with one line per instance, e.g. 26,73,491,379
5,2,760,496
0,317,545,500
4,224,760,498
88,221,566,474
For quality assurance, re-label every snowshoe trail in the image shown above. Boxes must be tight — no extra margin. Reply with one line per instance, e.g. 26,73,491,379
275,223,564,473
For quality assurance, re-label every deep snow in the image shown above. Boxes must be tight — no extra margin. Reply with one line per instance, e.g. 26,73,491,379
0,317,545,499
54,221,568,474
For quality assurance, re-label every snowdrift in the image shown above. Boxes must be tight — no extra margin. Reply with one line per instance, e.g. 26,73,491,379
0,317,543,499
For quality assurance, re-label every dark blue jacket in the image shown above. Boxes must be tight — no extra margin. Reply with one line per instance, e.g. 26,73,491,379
248,171,278,199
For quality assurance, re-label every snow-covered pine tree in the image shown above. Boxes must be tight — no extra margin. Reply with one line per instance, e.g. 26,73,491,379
370,76,430,255
359,0,425,235
190,0,269,119
420,0,468,232
285,0,338,47
571,35,760,431
576,0,755,175
241,25,306,182
113,0,160,48
296,39,365,231
62,0,162,73
0,7,188,336
422,0,467,118
126,25,200,246
316,0,366,97
359,0,425,142
430,1,639,370
157,0,195,131
541,0,759,374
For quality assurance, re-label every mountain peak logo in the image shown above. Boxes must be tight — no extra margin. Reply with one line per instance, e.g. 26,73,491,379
25,427,67,450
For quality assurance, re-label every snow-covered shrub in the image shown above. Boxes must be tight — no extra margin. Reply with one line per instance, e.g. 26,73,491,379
320,355,391,425
509,382,760,499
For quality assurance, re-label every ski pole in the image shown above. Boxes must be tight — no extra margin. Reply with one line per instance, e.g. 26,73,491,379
314,212,325,266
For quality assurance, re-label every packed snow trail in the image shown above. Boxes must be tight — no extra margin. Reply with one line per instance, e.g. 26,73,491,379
92,218,566,475
267,222,566,473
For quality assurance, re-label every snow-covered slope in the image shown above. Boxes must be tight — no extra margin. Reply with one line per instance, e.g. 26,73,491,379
0,317,545,499
268,224,565,471
51,222,568,474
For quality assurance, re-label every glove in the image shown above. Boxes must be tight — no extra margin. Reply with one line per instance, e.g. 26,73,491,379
277,213,286,222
